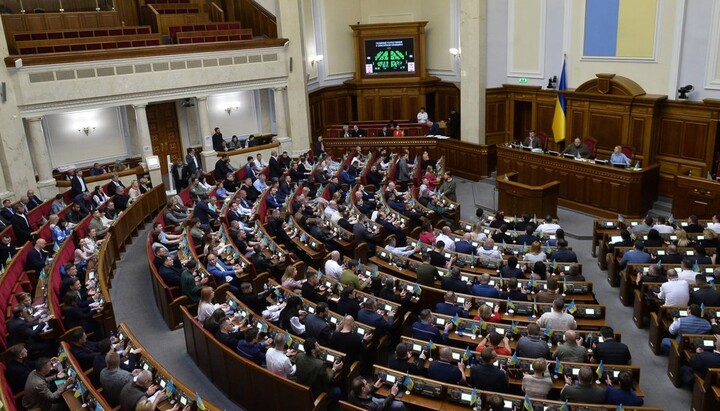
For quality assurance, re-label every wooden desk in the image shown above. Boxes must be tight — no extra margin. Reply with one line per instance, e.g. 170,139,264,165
497,172,560,219
496,146,659,218
672,175,720,219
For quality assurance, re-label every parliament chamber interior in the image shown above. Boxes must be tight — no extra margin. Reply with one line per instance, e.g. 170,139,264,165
2,0,720,410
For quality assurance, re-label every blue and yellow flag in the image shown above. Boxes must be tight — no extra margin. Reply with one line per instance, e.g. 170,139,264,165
545,243,552,255
701,303,706,318
284,331,293,346
550,259,558,270
523,394,534,411
470,387,478,406
260,322,268,334
563,276,569,293
560,400,571,411
693,260,700,272
618,214,625,223
596,360,605,379
413,283,422,296
196,392,207,410
521,242,528,253
533,214,538,224
470,321,478,335
510,321,519,334
507,298,516,312
425,340,437,351
165,378,175,397
509,352,520,366
616,404,625,411
501,239,507,250
74,382,86,398
555,357,564,375
668,214,675,224
403,374,414,391
544,326,553,337
451,313,461,327
463,346,472,361
567,300,577,314
552,59,567,143
58,348,68,362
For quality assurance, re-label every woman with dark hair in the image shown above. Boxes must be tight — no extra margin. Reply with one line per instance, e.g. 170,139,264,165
531,261,548,281
419,221,436,245
644,229,664,248
694,243,713,265
490,211,506,229
278,296,304,333
62,292,96,333
91,185,110,207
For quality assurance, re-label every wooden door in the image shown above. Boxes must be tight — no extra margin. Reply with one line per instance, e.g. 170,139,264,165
147,102,182,174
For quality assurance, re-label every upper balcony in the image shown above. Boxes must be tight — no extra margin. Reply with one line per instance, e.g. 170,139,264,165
0,0,286,111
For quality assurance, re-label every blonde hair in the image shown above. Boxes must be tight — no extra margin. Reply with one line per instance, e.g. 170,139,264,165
529,241,542,254
703,228,717,240
200,286,214,303
478,304,492,321
675,229,690,247
281,265,297,283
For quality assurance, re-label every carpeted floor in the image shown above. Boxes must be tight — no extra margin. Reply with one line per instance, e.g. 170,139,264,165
109,177,687,410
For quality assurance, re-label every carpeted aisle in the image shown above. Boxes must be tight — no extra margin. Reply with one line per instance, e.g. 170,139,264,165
110,226,240,411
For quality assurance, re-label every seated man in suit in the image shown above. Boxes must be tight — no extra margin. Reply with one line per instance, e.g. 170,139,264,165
436,291,472,318
205,253,241,295
426,120,441,136
11,205,33,245
428,347,466,385
523,130,542,148
357,297,394,337
25,239,48,273
469,347,509,393
561,137,591,158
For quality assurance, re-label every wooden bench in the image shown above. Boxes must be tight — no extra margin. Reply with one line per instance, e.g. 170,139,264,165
176,28,253,44
181,306,330,411
17,33,162,54
649,305,720,354
169,22,242,42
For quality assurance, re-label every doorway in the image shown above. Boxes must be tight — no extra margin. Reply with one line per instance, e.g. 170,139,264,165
146,102,182,174
513,101,533,141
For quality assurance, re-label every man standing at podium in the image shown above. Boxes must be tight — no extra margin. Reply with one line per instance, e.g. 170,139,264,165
562,138,590,158
524,130,542,149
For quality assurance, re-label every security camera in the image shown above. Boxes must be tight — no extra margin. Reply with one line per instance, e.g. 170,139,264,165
678,85,694,100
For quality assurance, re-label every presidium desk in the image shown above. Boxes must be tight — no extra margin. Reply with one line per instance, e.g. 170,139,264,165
496,145,659,218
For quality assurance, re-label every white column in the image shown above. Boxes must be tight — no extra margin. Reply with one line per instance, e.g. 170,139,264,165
25,117,57,198
276,0,312,155
133,104,154,161
459,0,487,144
196,96,217,171
272,86,288,138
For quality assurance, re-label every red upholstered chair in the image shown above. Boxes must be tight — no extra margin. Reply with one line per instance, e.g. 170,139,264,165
536,132,548,151
584,137,598,158
621,145,634,160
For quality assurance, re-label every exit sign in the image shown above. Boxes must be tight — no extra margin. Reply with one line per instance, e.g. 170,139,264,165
519,78,528,84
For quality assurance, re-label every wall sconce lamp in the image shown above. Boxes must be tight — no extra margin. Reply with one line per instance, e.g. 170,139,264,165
310,55,324,67
449,48,460,58
225,106,239,115
78,126,96,136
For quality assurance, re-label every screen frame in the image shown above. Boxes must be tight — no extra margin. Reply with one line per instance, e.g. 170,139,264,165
362,37,417,77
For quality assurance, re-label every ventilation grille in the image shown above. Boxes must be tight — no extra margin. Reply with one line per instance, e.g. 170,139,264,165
27,53,279,83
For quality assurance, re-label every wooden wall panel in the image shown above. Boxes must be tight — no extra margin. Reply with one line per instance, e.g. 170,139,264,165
658,119,683,156
536,104,555,139
588,113,622,148
682,122,709,160
630,118,645,153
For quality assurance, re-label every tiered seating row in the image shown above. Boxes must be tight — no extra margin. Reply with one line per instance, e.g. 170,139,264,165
169,22,242,42
176,28,253,44
18,33,161,55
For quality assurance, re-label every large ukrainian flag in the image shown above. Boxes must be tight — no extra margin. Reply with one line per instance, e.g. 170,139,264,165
552,60,566,143
584,0,658,58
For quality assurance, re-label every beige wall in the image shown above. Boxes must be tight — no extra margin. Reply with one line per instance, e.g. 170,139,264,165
318,0,360,79
508,0,544,78
318,0,454,81
301,0,319,82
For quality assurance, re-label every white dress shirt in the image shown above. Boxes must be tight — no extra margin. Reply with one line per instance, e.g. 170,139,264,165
266,348,295,378
653,224,675,234
324,259,343,281
417,111,428,124
678,269,698,285
435,233,455,252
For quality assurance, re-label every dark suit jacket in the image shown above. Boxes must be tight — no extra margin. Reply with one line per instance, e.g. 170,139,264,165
186,153,200,175
301,282,327,304
427,123,441,135
314,140,325,155
25,247,47,272
172,164,190,189
214,160,233,180
691,286,720,307
194,200,218,225
470,364,509,392
524,137,542,149
269,157,284,180
27,195,43,210
71,176,88,196
11,214,33,245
